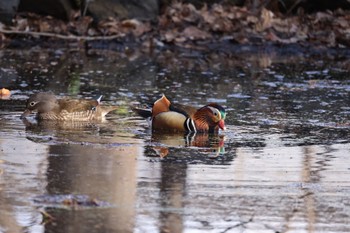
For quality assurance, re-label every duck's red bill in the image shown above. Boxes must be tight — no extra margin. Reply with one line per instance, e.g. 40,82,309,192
218,120,226,130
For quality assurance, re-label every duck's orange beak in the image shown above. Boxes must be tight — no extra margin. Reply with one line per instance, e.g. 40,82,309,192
218,119,226,130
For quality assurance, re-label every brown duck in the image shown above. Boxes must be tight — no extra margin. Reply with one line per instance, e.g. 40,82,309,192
134,95,226,133
21,92,118,121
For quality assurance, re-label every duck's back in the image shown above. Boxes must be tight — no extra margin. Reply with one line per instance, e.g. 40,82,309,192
37,99,100,121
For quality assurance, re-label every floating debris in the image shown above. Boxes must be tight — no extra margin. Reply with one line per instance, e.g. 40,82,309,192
33,194,113,209
0,88,11,99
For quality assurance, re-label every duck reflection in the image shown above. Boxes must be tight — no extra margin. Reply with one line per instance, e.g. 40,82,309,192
142,132,228,233
145,132,225,159
21,117,103,144
21,117,135,145
21,117,141,233
158,160,187,233
22,117,100,131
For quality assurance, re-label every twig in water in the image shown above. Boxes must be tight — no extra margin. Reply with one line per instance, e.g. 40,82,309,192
221,215,254,233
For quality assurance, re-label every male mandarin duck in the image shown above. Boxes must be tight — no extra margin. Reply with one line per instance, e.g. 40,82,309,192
134,95,226,133
21,92,118,121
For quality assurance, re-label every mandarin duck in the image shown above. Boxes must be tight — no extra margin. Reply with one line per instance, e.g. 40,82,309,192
134,95,226,133
21,92,118,121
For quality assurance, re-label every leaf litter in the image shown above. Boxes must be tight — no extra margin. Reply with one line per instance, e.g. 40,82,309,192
0,2,349,49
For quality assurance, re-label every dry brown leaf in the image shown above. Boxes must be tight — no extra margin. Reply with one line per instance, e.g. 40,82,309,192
158,16,171,28
99,19,120,34
212,4,224,14
314,11,333,24
272,17,300,35
164,30,177,42
256,8,274,32
120,19,149,37
334,18,349,28
265,31,280,42
72,16,93,35
231,33,249,44
201,10,215,25
182,26,211,40
211,18,234,33
105,25,120,35
174,36,187,43
181,4,199,23
39,21,51,32
15,18,28,31
132,22,151,37
246,15,258,24
171,15,182,24
0,88,11,99
121,19,140,29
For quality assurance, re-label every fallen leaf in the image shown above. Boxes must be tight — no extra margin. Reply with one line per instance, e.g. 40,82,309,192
180,4,199,23
334,18,349,28
314,11,333,24
0,88,11,99
182,26,211,40
39,21,50,32
121,19,140,29
164,30,177,42
256,8,274,32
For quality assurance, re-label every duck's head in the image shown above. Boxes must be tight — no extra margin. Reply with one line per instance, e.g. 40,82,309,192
206,103,226,130
21,92,58,118
195,103,226,132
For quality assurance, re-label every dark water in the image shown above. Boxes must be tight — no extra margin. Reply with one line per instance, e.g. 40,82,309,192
0,48,350,233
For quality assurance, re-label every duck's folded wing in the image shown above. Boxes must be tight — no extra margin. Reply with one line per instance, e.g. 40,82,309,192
58,99,99,113
170,103,197,118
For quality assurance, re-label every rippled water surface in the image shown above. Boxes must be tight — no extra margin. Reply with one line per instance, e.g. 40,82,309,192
0,48,349,233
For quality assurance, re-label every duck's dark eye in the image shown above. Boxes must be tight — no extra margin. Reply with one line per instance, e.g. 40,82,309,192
29,102,36,107
91,106,96,111
214,112,218,116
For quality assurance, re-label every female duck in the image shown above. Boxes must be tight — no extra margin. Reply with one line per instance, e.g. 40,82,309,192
21,92,118,121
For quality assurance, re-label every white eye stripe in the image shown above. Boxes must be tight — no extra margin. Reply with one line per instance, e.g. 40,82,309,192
207,106,221,118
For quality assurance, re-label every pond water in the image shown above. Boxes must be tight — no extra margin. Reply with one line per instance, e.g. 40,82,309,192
0,47,350,233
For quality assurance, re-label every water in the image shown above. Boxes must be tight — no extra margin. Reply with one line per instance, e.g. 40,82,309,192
0,48,349,233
